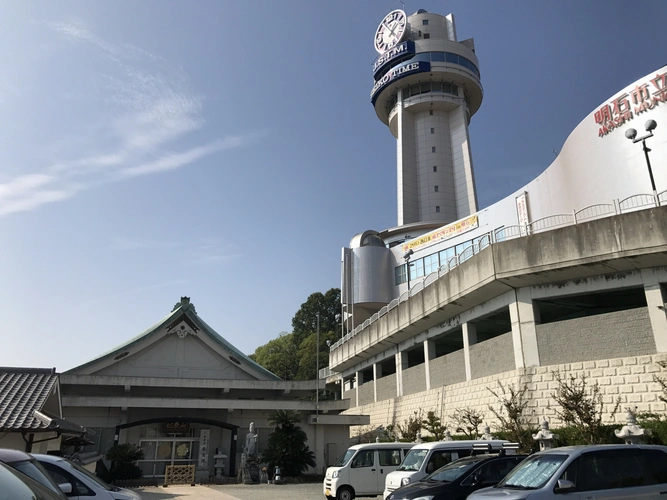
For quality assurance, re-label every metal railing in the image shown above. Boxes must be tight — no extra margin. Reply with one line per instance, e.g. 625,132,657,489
331,190,667,351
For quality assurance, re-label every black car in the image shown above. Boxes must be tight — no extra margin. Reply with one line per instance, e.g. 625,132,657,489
386,453,527,500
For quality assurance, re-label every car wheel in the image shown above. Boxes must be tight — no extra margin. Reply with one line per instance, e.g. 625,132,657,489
336,486,354,500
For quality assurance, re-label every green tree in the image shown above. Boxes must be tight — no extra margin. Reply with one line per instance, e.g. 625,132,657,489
296,329,338,380
105,443,144,481
450,408,485,439
249,332,298,380
422,410,447,441
291,288,341,347
550,371,621,444
261,410,315,478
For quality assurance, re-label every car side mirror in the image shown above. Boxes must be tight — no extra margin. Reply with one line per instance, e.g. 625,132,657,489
59,482,73,494
555,479,575,493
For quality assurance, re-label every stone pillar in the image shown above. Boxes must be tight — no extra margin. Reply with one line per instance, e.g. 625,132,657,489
642,269,667,352
373,363,381,403
355,371,360,408
463,322,477,381
396,351,405,397
509,288,541,368
424,340,435,391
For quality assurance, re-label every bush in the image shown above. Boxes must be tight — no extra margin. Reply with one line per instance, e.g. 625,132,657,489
261,410,315,478
105,443,144,482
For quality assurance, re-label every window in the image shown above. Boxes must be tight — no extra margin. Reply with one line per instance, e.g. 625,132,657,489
410,258,424,279
41,462,93,496
425,451,453,474
434,185,439,192
576,450,645,491
424,254,439,275
423,33,430,39
433,166,437,172
432,146,436,152
435,206,440,213
641,449,667,484
439,247,455,267
429,110,433,115
475,458,523,485
395,264,407,285
352,450,375,468
431,127,435,134
422,19,429,25
379,449,403,467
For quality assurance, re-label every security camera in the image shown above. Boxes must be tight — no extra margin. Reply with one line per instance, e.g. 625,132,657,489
403,249,414,259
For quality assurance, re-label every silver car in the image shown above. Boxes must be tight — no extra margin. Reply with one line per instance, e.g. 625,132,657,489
468,444,667,500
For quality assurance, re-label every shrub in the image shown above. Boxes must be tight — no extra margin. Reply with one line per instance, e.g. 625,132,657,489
105,443,144,481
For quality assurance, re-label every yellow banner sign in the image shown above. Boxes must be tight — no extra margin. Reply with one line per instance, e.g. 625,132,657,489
401,215,479,253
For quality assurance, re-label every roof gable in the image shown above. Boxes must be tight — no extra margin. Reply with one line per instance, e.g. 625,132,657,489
0,368,59,432
66,297,280,381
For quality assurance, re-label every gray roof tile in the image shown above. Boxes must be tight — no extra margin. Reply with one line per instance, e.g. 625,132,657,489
0,368,58,431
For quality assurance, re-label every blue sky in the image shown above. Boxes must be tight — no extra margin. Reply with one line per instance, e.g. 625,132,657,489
1,0,665,371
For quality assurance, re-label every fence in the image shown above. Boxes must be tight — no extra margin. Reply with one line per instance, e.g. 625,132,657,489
330,190,667,351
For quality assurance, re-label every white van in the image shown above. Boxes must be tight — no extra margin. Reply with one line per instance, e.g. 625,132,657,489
324,442,415,500
383,440,511,499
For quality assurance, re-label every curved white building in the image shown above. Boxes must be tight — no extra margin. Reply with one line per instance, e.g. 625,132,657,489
334,6,667,432
371,9,482,226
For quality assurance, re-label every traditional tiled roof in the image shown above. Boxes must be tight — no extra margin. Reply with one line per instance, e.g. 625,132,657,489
66,297,281,381
0,368,58,431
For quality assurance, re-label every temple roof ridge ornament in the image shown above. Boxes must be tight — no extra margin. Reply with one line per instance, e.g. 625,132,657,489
172,296,196,314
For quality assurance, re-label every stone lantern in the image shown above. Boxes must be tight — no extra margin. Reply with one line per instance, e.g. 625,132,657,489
532,420,559,451
480,424,496,440
441,430,454,441
615,410,651,445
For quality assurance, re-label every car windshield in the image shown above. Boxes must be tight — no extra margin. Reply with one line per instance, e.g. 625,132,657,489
57,458,114,491
397,449,428,471
0,462,64,500
10,459,64,496
335,449,357,467
427,457,485,483
497,454,567,490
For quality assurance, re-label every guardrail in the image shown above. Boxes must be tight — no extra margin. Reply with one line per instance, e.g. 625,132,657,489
331,190,667,351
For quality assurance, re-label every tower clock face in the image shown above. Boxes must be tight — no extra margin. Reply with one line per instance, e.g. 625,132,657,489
374,9,407,54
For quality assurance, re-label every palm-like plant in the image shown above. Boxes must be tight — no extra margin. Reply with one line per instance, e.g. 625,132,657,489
261,410,315,478
105,443,144,481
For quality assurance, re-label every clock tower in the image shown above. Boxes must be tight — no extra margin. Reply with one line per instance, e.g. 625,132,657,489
370,9,483,226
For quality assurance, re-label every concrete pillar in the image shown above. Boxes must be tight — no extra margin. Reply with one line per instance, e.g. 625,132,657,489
509,288,541,368
462,323,477,381
355,371,360,408
424,340,435,390
373,363,381,403
642,269,667,352
395,351,405,397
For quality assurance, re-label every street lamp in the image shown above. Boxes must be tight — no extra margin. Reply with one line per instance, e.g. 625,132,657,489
403,249,414,291
625,119,658,195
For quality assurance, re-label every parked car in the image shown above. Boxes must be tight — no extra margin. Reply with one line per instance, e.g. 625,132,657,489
468,444,667,500
324,442,416,500
34,454,142,500
0,460,66,500
0,448,68,499
386,452,527,500
383,440,513,499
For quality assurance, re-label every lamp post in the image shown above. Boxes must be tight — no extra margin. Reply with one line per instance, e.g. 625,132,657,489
625,119,658,195
403,249,414,291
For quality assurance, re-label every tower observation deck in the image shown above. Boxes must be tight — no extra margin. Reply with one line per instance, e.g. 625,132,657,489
370,9,483,226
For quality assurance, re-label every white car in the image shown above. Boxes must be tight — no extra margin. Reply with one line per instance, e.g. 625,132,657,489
33,454,141,500
383,440,512,499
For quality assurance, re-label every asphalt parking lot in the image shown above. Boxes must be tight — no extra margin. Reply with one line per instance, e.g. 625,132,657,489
138,482,360,500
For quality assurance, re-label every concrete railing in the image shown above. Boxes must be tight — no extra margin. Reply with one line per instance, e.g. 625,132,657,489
331,190,667,352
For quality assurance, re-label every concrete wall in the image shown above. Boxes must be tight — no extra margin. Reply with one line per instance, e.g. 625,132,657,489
343,389,356,402
536,307,655,366
403,363,427,395
429,349,466,387
346,353,667,433
469,332,515,379
376,375,397,401
358,382,375,406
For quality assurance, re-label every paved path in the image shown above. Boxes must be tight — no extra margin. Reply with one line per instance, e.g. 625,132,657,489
138,483,328,500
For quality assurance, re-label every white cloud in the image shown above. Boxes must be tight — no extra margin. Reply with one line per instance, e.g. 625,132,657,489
0,20,264,218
